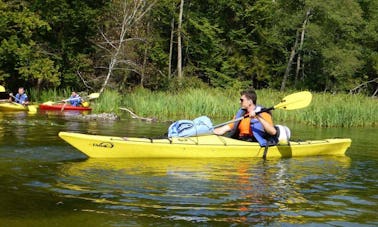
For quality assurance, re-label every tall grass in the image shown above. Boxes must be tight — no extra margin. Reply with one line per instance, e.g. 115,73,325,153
29,88,74,103
296,93,377,127
121,87,239,119
92,89,122,113
118,88,377,127
29,87,377,127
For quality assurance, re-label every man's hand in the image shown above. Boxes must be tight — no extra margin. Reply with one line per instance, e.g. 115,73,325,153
248,111,256,118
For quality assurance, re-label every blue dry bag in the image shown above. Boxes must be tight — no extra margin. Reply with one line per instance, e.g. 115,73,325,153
168,116,214,137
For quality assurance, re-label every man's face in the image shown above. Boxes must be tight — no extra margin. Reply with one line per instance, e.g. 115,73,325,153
240,95,253,110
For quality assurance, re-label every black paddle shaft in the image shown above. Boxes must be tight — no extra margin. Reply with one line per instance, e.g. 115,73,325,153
240,107,275,119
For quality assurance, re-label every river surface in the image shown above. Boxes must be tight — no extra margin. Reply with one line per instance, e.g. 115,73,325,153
0,111,377,226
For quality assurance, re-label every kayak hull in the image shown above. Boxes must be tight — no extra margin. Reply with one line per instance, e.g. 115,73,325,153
0,102,28,111
59,132,352,159
0,102,38,112
39,104,91,111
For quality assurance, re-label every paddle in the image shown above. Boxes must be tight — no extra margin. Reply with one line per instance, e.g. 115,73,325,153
0,85,7,102
9,94,38,113
43,92,100,106
213,91,313,129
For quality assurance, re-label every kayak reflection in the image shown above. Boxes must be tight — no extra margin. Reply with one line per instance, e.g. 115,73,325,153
55,157,352,224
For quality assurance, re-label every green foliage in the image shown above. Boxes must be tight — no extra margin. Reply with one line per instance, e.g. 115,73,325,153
93,89,122,113
29,86,378,128
0,0,107,90
29,87,72,103
120,87,239,120
293,93,378,127
0,1,56,88
302,0,365,92
117,88,377,127
0,0,377,96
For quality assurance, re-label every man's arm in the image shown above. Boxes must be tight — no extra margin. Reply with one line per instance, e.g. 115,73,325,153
213,124,231,135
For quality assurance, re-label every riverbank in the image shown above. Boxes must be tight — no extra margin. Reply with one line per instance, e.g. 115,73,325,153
33,88,377,127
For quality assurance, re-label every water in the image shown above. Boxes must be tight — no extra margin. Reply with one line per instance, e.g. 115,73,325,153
0,111,377,226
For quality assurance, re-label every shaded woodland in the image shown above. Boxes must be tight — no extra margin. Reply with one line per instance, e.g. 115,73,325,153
1,0,377,96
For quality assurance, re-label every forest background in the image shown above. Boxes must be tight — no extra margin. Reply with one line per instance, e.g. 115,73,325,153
0,0,378,126
1,0,377,96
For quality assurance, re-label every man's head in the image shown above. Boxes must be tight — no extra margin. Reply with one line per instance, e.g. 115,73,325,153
18,87,25,94
240,90,257,105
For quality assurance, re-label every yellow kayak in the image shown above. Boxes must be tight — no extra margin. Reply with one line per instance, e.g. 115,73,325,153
0,102,38,112
0,102,29,111
59,131,352,159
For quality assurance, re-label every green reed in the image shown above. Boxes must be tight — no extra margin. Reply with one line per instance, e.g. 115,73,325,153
296,93,377,127
92,89,122,113
29,88,73,103
118,88,377,127
120,87,238,120
30,87,377,127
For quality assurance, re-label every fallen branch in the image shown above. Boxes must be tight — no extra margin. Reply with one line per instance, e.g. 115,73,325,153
119,107,157,122
349,78,378,96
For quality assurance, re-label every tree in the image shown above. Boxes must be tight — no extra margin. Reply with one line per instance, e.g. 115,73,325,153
94,0,156,93
356,0,378,96
0,1,59,89
281,9,311,91
300,0,364,92
30,0,108,90
177,0,184,80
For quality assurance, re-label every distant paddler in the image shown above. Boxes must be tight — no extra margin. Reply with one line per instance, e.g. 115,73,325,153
63,91,84,107
9,87,29,105
6,87,37,113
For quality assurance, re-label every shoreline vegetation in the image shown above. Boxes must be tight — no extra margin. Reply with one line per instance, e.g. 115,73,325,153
31,88,377,128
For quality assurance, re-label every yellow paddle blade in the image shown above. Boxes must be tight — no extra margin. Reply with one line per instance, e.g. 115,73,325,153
43,101,55,105
27,105,38,113
87,93,100,100
213,91,312,129
274,91,312,110
0,85,5,92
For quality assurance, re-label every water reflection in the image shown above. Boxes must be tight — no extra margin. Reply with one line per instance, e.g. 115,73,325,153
49,157,374,225
39,109,91,117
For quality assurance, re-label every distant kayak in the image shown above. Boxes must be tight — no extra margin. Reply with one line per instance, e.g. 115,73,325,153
0,102,38,112
0,102,28,111
39,103,92,111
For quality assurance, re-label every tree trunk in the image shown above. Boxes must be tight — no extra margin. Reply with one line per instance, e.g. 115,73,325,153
168,18,175,79
295,9,311,85
281,9,311,92
98,1,156,94
177,0,184,80
141,22,150,87
281,30,299,92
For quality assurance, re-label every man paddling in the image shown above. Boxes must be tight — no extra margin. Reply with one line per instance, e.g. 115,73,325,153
9,87,29,105
213,89,277,146
63,91,83,107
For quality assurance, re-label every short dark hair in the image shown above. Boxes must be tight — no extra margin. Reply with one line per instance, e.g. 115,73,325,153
240,90,257,104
